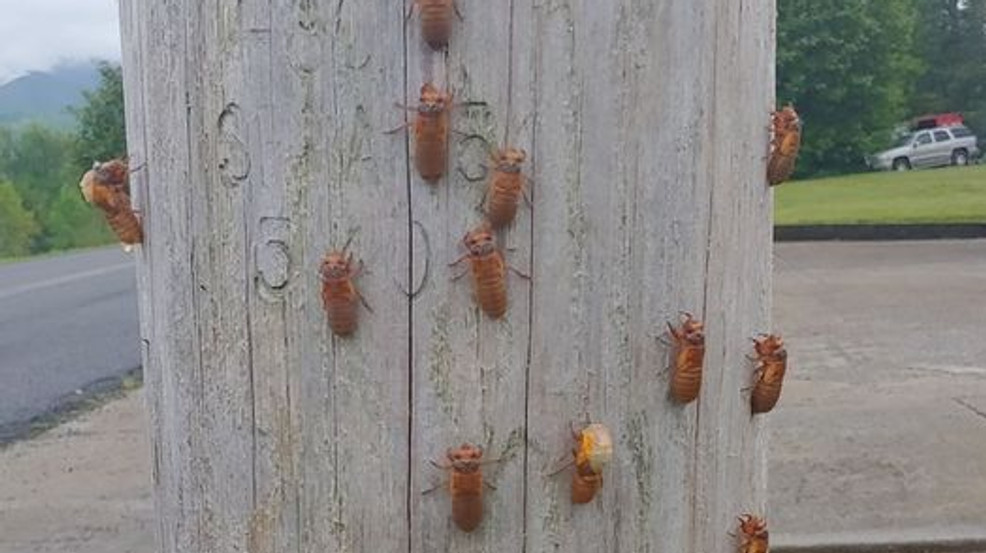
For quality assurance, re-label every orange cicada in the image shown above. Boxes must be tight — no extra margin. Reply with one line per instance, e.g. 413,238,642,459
484,147,529,228
665,312,705,404
566,423,613,504
319,246,369,337
450,223,529,319
430,443,487,532
750,334,787,414
78,159,143,247
736,514,769,553
767,105,801,186
388,83,453,183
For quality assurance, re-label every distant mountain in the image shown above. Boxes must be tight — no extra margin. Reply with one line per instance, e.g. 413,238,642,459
0,62,102,129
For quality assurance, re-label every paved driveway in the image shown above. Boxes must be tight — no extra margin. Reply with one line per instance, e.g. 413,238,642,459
771,239,986,541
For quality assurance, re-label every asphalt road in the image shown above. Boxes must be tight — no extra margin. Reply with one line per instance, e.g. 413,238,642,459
0,248,138,440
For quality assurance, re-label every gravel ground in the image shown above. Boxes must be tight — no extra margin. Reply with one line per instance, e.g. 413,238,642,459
0,393,153,553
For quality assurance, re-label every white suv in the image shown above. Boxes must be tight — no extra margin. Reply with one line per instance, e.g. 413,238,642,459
867,126,980,171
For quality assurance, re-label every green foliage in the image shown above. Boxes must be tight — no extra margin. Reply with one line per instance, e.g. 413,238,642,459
43,185,116,250
71,62,126,167
912,1,986,110
0,127,13,174
911,0,986,137
0,124,75,214
777,0,923,177
0,61,125,257
0,180,40,257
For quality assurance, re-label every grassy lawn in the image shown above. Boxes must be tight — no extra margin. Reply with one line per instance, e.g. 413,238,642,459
774,165,986,225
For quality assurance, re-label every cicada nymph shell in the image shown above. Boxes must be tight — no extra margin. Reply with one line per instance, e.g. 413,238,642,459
433,443,486,532
319,248,368,337
451,223,510,318
78,159,143,249
767,105,801,186
484,147,529,228
750,334,787,414
406,82,453,183
666,312,705,403
736,514,769,553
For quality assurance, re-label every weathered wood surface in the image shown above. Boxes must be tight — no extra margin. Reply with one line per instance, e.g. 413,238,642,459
121,0,774,552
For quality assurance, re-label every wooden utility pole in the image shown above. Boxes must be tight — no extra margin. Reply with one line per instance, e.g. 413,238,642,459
120,1,775,552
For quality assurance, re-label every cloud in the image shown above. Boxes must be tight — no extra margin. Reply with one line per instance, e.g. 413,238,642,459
0,0,121,84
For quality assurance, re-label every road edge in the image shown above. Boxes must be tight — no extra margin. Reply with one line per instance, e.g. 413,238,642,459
0,367,143,447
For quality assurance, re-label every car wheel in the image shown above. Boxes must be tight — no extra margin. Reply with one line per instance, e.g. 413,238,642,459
892,158,911,171
952,149,969,166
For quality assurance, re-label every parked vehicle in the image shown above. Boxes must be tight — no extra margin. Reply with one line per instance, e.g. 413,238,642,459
866,125,980,171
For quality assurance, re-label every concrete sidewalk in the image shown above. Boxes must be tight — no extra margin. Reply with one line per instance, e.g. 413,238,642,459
1,240,984,551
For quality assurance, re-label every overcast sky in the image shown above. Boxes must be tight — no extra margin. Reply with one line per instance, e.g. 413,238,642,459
0,0,121,85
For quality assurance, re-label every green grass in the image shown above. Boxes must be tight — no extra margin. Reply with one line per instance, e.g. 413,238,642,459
0,243,117,265
774,165,986,225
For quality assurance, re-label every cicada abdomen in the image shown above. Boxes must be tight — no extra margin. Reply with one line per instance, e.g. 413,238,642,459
104,208,144,246
409,0,458,49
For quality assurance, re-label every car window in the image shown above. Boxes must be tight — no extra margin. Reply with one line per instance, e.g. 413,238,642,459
951,127,973,138
893,133,914,147
915,133,932,145
934,130,951,142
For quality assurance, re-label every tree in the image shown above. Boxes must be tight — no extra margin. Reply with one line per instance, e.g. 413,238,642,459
71,62,126,168
911,0,986,133
0,127,14,174
0,124,75,214
777,0,922,176
0,180,39,258
0,124,84,252
43,185,115,251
